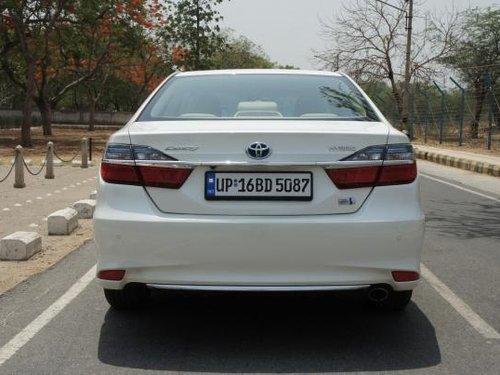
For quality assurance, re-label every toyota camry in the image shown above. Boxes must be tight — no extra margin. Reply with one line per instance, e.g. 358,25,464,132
94,70,424,311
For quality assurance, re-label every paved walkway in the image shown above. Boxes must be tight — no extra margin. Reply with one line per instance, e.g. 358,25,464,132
0,165,98,238
414,145,500,177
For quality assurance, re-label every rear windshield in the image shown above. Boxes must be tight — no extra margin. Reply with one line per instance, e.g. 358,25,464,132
138,74,379,122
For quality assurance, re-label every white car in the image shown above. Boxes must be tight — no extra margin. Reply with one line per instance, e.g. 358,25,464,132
94,70,424,310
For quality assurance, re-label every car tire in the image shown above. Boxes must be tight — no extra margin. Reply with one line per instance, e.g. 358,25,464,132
104,284,150,310
369,290,413,311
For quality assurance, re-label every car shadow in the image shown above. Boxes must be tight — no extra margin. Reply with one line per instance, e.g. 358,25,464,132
97,291,441,373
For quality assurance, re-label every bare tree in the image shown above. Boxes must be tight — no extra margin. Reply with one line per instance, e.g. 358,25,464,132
315,0,458,125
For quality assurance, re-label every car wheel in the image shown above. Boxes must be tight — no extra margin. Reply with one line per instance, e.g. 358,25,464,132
104,284,150,310
369,290,413,311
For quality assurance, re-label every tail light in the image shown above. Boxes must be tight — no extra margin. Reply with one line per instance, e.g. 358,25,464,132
101,144,192,189
326,144,417,189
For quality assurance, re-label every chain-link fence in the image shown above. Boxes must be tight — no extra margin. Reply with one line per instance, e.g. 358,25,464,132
369,75,500,151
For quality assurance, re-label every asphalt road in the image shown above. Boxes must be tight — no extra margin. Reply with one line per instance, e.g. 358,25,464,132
0,160,499,375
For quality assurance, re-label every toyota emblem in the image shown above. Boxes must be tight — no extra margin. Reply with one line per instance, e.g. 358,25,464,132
246,142,272,159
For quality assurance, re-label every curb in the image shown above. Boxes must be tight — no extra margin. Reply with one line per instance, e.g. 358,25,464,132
415,149,500,178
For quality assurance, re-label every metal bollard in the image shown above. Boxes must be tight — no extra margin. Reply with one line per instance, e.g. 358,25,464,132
81,138,89,169
45,141,55,179
14,145,26,188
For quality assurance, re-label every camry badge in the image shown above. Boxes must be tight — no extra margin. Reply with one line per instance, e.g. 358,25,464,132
165,146,199,152
246,142,272,159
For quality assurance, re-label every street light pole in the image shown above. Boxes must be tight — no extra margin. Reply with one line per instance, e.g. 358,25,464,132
403,0,414,132
375,0,413,132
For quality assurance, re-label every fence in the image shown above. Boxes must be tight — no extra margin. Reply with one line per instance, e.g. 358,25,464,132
0,139,90,188
371,76,500,151
0,110,132,129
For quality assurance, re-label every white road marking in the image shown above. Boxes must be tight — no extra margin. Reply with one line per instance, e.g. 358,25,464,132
25,200,32,204
62,187,68,191
76,183,81,186
420,173,500,203
28,223,38,228
421,264,500,340
0,265,96,367
69,185,75,188
36,197,43,200
2,208,9,212
14,203,22,207
55,190,61,194
45,193,52,197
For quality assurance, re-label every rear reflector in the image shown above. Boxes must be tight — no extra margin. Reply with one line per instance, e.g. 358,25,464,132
101,162,192,189
98,270,126,281
326,163,416,189
392,271,420,282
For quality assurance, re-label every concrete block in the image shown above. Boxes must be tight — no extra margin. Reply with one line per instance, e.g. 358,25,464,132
89,190,97,200
0,232,42,261
72,160,94,167
72,199,96,219
48,207,79,235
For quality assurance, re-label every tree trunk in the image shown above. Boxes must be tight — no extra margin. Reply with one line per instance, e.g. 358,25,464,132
470,81,487,139
21,60,35,147
37,82,52,136
87,89,96,132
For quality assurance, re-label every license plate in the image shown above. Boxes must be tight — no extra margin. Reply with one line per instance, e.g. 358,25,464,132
205,172,313,201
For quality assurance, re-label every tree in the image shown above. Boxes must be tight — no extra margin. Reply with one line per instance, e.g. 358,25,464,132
442,7,500,138
162,0,227,70
315,0,457,126
57,0,166,130
210,31,274,69
1,1,40,146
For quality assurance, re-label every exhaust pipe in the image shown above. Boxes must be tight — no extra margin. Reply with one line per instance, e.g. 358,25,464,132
367,285,391,302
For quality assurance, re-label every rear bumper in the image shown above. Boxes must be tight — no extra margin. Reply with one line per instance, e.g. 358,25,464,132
94,178,425,291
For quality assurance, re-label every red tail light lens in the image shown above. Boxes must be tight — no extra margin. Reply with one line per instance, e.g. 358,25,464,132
326,166,380,189
101,144,192,189
101,163,141,185
137,166,192,189
377,164,417,186
326,144,417,189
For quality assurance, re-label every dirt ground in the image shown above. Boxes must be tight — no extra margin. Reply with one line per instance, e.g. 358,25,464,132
0,220,94,295
0,125,117,164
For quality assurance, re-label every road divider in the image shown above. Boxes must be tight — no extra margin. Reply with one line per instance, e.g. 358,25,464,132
72,199,96,219
0,232,42,261
415,147,500,177
48,208,79,236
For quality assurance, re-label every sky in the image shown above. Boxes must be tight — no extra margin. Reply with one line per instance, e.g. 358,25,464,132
218,0,499,69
